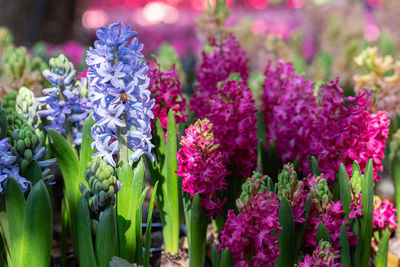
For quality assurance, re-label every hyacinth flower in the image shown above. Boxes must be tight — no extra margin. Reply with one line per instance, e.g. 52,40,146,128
37,53,89,146
298,240,341,267
148,65,188,133
177,118,228,266
262,59,390,183
86,22,154,166
15,87,40,128
219,172,281,267
353,47,400,121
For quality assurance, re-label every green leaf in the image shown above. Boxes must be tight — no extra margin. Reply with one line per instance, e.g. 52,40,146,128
359,160,374,267
117,160,144,262
79,116,95,185
338,163,352,220
220,248,234,267
211,243,220,267
351,219,360,267
316,223,331,244
144,181,158,267
135,186,150,265
266,141,280,179
257,140,268,174
375,229,390,267
21,160,42,185
311,156,321,176
188,194,207,267
340,222,351,267
20,181,52,267
276,197,295,267
96,207,116,267
294,193,311,261
5,177,25,267
76,196,96,267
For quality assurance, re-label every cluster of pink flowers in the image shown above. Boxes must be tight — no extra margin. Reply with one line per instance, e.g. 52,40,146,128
176,119,228,217
192,80,258,178
148,66,188,130
262,59,317,173
194,35,248,94
262,60,389,182
299,240,342,267
219,191,281,267
372,196,398,230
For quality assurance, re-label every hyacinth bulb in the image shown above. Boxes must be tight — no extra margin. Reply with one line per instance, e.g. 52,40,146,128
80,156,121,215
11,124,56,182
15,87,40,127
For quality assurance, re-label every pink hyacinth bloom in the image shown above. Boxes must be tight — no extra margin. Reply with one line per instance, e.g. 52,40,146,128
262,60,389,183
349,202,363,219
298,240,342,267
219,191,281,267
373,196,398,230
148,66,188,131
176,119,228,217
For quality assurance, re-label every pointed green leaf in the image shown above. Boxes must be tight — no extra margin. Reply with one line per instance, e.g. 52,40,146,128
0,106,7,139
96,207,116,267
135,186,150,265
294,193,311,261
20,181,52,267
79,116,95,185
144,181,158,267
316,223,331,244
351,219,360,267
220,248,234,267
375,229,390,267
21,160,42,185
276,197,295,267
211,243,220,267
117,160,144,262
188,194,207,267
5,177,25,267
76,196,96,267
340,222,351,267
360,160,374,267
338,163,352,220
311,156,321,176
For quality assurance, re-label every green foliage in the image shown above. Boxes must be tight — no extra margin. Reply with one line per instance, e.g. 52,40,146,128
276,197,295,267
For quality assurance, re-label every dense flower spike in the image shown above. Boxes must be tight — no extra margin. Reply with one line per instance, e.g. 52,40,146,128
11,124,56,183
196,35,248,92
6,109,26,140
277,164,308,223
372,196,398,230
0,138,30,193
262,59,317,173
219,179,281,267
15,87,40,127
237,172,267,209
3,90,17,114
298,240,342,267
193,80,257,178
353,47,400,120
262,60,389,182
80,156,121,215
148,66,188,130
176,119,228,217
37,54,89,144
86,22,155,166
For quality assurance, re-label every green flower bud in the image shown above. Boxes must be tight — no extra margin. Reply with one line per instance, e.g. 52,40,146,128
237,172,268,208
310,175,332,213
6,109,26,139
0,27,13,52
277,163,298,200
15,87,40,127
81,156,121,215
3,90,18,114
2,46,30,80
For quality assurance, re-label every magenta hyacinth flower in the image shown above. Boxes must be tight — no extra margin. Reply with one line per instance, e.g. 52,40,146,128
176,118,228,217
148,66,188,131
192,80,258,178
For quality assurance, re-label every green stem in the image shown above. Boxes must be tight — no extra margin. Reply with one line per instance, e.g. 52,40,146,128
188,194,207,267
117,115,129,165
